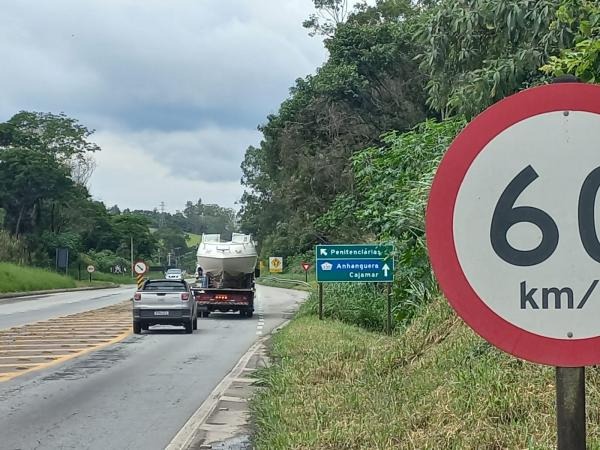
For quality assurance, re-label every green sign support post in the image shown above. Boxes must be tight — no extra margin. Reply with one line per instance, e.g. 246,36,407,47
315,244,395,332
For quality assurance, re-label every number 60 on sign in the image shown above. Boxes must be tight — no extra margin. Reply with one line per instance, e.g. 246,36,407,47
426,83,600,367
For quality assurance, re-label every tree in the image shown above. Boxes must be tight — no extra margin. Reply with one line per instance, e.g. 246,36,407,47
303,0,358,37
416,0,581,118
155,226,188,257
0,148,73,236
240,2,428,256
0,111,100,185
112,214,157,259
540,0,600,81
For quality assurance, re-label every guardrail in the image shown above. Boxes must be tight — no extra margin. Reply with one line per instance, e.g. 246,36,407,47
258,276,312,289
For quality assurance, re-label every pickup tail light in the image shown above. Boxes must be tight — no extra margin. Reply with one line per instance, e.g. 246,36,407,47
181,292,190,301
133,292,141,301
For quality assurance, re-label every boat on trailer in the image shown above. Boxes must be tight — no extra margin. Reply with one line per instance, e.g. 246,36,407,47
196,233,258,288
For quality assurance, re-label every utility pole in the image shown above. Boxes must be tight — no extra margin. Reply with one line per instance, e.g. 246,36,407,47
130,236,134,279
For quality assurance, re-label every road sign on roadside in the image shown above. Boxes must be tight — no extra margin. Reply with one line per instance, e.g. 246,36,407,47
86,265,95,273
133,260,148,275
316,244,394,282
269,257,283,273
301,262,311,272
426,83,600,367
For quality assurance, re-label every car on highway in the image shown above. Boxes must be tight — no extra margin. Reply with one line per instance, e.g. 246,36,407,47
132,279,197,334
165,268,183,280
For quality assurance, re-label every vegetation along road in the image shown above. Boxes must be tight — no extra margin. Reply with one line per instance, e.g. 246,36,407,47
1,0,599,449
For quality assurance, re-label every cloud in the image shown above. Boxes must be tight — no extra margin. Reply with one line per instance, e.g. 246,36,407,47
0,0,326,130
0,0,328,211
93,125,260,184
90,129,247,212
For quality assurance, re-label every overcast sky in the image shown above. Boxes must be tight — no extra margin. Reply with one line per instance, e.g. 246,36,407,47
0,0,328,212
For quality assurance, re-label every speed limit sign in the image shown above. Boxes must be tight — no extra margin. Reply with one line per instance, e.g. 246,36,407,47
427,83,600,366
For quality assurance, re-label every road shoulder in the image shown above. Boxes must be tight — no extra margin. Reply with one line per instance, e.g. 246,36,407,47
166,337,270,450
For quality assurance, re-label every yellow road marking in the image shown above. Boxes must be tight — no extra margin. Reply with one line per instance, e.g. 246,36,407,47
0,301,132,382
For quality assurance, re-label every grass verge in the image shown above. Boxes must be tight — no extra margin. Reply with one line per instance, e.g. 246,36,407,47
256,273,317,291
0,262,76,293
252,297,600,449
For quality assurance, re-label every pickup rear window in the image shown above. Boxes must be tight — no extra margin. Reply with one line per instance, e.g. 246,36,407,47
143,281,187,291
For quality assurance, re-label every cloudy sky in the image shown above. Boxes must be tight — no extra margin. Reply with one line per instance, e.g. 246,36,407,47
0,0,328,212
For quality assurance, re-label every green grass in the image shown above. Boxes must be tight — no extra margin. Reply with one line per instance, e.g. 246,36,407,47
186,232,202,247
252,297,600,449
0,262,76,293
256,272,317,291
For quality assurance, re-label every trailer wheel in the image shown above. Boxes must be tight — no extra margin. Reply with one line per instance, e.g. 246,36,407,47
133,321,142,334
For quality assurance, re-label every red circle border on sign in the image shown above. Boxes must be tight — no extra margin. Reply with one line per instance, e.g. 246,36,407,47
426,83,600,367
134,260,148,275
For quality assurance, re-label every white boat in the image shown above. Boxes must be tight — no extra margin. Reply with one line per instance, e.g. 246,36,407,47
196,233,258,279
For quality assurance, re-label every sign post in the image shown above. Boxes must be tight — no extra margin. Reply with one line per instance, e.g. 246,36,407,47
301,262,311,283
315,244,394,324
318,282,323,320
133,260,148,290
386,283,392,336
426,82,600,449
86,265,95,283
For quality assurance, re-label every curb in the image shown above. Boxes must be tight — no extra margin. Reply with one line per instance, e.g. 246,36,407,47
166,317,301,450
166,337,267,450
0,284,125,301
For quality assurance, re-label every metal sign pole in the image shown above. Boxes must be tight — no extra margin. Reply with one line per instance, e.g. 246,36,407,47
556,367,586,449
386,283,392,335
318,283,323,320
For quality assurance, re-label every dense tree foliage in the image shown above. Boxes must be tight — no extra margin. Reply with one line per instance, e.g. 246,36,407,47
0,112,236,273
240,0,428,258
239,0,597,323
541,0,600,81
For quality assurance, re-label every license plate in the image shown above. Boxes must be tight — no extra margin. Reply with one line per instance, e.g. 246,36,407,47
154,311,169,316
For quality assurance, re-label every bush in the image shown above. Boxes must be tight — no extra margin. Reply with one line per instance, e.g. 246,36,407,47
300,283,391,332
318,118,466,325
0,229,25,264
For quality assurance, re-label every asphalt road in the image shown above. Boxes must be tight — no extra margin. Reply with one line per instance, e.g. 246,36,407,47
0,284,306,450
0,286,136,330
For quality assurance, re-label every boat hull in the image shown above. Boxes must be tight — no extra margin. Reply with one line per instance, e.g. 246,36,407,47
196,233,258,277
196,254,257,277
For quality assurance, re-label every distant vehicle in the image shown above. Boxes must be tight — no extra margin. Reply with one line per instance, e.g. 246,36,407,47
132,279,197,334
192,233,258,318
165,268,183,280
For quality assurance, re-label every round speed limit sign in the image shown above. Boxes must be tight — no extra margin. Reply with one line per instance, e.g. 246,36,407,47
427,83,600,366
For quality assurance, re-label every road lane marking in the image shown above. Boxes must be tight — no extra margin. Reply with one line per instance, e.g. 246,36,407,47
0,301,131,382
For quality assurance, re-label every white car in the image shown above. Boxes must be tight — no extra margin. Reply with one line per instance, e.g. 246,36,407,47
165,268,183,280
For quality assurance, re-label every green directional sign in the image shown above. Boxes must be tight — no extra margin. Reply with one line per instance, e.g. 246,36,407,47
316,244,394,282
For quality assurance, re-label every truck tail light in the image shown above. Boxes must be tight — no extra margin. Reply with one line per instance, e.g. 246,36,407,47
181,292,190,301
215,294,228,300
133,292,141,301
